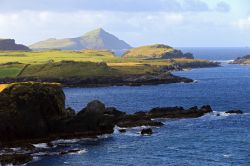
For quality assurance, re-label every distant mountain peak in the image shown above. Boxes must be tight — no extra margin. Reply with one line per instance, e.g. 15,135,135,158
30,28,132,51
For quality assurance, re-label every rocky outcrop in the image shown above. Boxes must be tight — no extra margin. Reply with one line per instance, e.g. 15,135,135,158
147,105,213,119
0,39,31,51
0,82,216,165
0,83,114,144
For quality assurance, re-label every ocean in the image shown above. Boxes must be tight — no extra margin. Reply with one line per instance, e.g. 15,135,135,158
28,48,250,166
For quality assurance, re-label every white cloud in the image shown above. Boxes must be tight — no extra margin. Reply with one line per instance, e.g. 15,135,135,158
0,11,185,45
236,16,250,29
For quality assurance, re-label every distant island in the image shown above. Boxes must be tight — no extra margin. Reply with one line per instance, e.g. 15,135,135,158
231,54,250,65
30,28,132,50
0,39,30,51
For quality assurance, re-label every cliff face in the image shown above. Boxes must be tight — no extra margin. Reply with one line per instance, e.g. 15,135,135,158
0,39,31,51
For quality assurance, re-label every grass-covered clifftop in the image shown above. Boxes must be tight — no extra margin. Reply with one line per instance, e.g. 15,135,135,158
123,44,194,59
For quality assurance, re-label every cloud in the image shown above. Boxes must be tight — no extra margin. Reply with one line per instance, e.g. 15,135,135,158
0,0,229,13
181,0,209,12
236,16,250,29
215,2,231,12
0,10,186,45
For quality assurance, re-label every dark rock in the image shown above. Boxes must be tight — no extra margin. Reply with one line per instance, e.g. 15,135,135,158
225,110,243,114
63,100,115,135
148,105,213,119
85,100,106,113
104,107,126,117
0,83,115,144
60,149,82,155
116,114,164,128
65,107,76,117
141,128,153,135
119,129,126,133
0,82,66,142
0,154,33,165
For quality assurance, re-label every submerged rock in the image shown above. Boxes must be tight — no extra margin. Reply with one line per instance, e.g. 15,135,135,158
141,128,153,135
119,129,127,133
225,110,243,114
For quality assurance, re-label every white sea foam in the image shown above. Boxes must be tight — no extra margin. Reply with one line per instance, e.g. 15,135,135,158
67,149,88,155
97,134,112,139
51,139,81,144
32,143,50,149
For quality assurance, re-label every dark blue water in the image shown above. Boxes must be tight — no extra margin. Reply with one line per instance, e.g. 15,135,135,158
180,47,250,60
29,53,250,165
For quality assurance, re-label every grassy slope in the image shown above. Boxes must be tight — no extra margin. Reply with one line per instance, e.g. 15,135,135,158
0,50,218,79
20,61,120,78
0,63,26,78
123,44,174,58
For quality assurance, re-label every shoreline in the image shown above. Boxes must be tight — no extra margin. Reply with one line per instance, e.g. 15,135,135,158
0,73,194,88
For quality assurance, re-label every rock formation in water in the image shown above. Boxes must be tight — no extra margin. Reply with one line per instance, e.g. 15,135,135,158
0,82,215,165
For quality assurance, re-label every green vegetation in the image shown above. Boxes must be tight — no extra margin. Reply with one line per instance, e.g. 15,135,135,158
0,63,25,78
20,61,120,78
0,49,219,79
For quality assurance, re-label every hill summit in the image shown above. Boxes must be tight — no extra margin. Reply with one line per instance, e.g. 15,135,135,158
30,28,132,51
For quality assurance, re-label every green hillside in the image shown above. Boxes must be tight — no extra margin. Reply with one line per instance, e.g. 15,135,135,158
19,61,120,78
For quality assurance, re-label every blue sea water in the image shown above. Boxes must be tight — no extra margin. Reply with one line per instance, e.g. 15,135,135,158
28,49,250,166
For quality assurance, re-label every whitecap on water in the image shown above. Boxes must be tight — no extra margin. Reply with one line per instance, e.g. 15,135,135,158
33,143,50,149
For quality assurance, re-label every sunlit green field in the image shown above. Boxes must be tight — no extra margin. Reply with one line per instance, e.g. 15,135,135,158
0,50,218,78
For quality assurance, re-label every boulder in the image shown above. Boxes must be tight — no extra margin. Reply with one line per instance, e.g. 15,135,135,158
62,100,115,135
141,128,153,135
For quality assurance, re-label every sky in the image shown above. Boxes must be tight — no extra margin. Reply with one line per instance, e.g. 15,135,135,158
0,0,250,47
